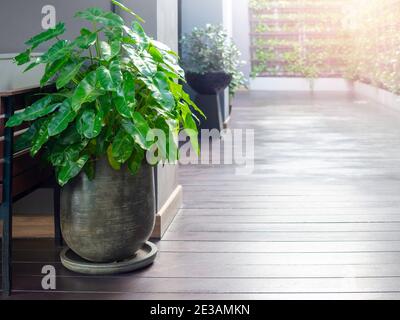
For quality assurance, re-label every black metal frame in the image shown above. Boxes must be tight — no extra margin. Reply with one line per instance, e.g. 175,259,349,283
1,95,14,296
1,94,62,296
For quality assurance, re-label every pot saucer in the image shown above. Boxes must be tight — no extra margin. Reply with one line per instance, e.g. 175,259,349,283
60,241,158,275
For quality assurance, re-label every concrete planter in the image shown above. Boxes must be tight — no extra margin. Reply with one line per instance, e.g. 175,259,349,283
61,159,155,263
353,81,400,112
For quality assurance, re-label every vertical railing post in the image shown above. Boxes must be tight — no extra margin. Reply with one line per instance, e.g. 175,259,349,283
1,95,14,296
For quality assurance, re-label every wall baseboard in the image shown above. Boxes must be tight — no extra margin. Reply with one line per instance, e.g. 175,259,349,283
250,77,352,92
151,184,183,239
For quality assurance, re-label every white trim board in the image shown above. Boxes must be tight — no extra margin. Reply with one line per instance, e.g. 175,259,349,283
0,53,43,91
250,77,352,92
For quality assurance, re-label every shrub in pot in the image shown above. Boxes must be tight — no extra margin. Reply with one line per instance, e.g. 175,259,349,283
7,1,203,264
181,24,246,95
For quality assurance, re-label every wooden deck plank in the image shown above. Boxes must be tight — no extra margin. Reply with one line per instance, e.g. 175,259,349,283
4,91,400,299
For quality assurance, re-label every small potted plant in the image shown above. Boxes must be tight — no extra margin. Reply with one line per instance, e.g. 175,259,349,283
181,24,246,95
7,1,202,273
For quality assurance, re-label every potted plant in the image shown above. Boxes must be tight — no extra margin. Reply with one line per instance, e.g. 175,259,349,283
181,24,246,95
7,1,202,273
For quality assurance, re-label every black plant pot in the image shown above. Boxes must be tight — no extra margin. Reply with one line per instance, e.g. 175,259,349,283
186,72,232,95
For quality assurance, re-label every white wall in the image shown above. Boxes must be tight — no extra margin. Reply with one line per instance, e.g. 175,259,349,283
181,0,224,34
157,0,179,52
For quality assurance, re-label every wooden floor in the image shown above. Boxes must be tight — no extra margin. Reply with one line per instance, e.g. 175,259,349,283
3,91,400,299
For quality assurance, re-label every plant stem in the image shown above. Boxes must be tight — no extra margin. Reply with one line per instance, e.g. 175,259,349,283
93,22,101,58
89,47,94,65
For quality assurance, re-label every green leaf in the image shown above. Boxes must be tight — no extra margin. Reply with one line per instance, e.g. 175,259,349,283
183,113,199,154
56,60,84,89
100,40,120,61
71,71,101,112
111,0,145,23
115,90,134,119
109,60,123,86
96,66,115,91
83,159,95,180
57,124,81,145
121,112,152,149
73,29,97,49
141,71,175,111
127,147,144,175
154,117,177,161
149,43,184,79
50,140,88,166
48,100,77,136
181,89,205,118
97,94,113,115
30,118,51,156
123,45,156,77
14,124,37,152
122,72,136,104
25,22,65,49
14,49,31,66
107,144,121,170
151,39,177,56
75,7,124,27
76,109,103,139
40,55,70,86
39,40,71,64
112,128,134,163
132,22,149,48
95,128,110,156
6,96,58,127
57,154,89,186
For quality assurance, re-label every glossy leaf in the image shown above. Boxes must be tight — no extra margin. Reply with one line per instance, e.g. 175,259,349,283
57,154,89,186
141,71,175,111
83,159,95,180
107,144,121,170
71,71,100,111
75,8,124,27
48,100,77,136
96,66,115,91
25,22,65,49
109,60,123,86
56,61,85,89
6,96,59,126
30,118,51,156
57,125,81,145
76,109,103,139
123,45,156,77
14,49,31,65
40,40,71,64
121,113,152,149
73,29,97,49
127,147,144,175
183,112,199,155
112,128,134,163
40,56,70,86
14,123,38,152
100,40,120,61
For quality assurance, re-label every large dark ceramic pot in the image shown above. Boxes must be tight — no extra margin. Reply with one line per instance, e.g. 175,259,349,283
186,72,232,95
61,159,155,263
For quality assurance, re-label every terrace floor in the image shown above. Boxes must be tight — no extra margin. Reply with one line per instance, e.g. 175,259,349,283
3,91,400,299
